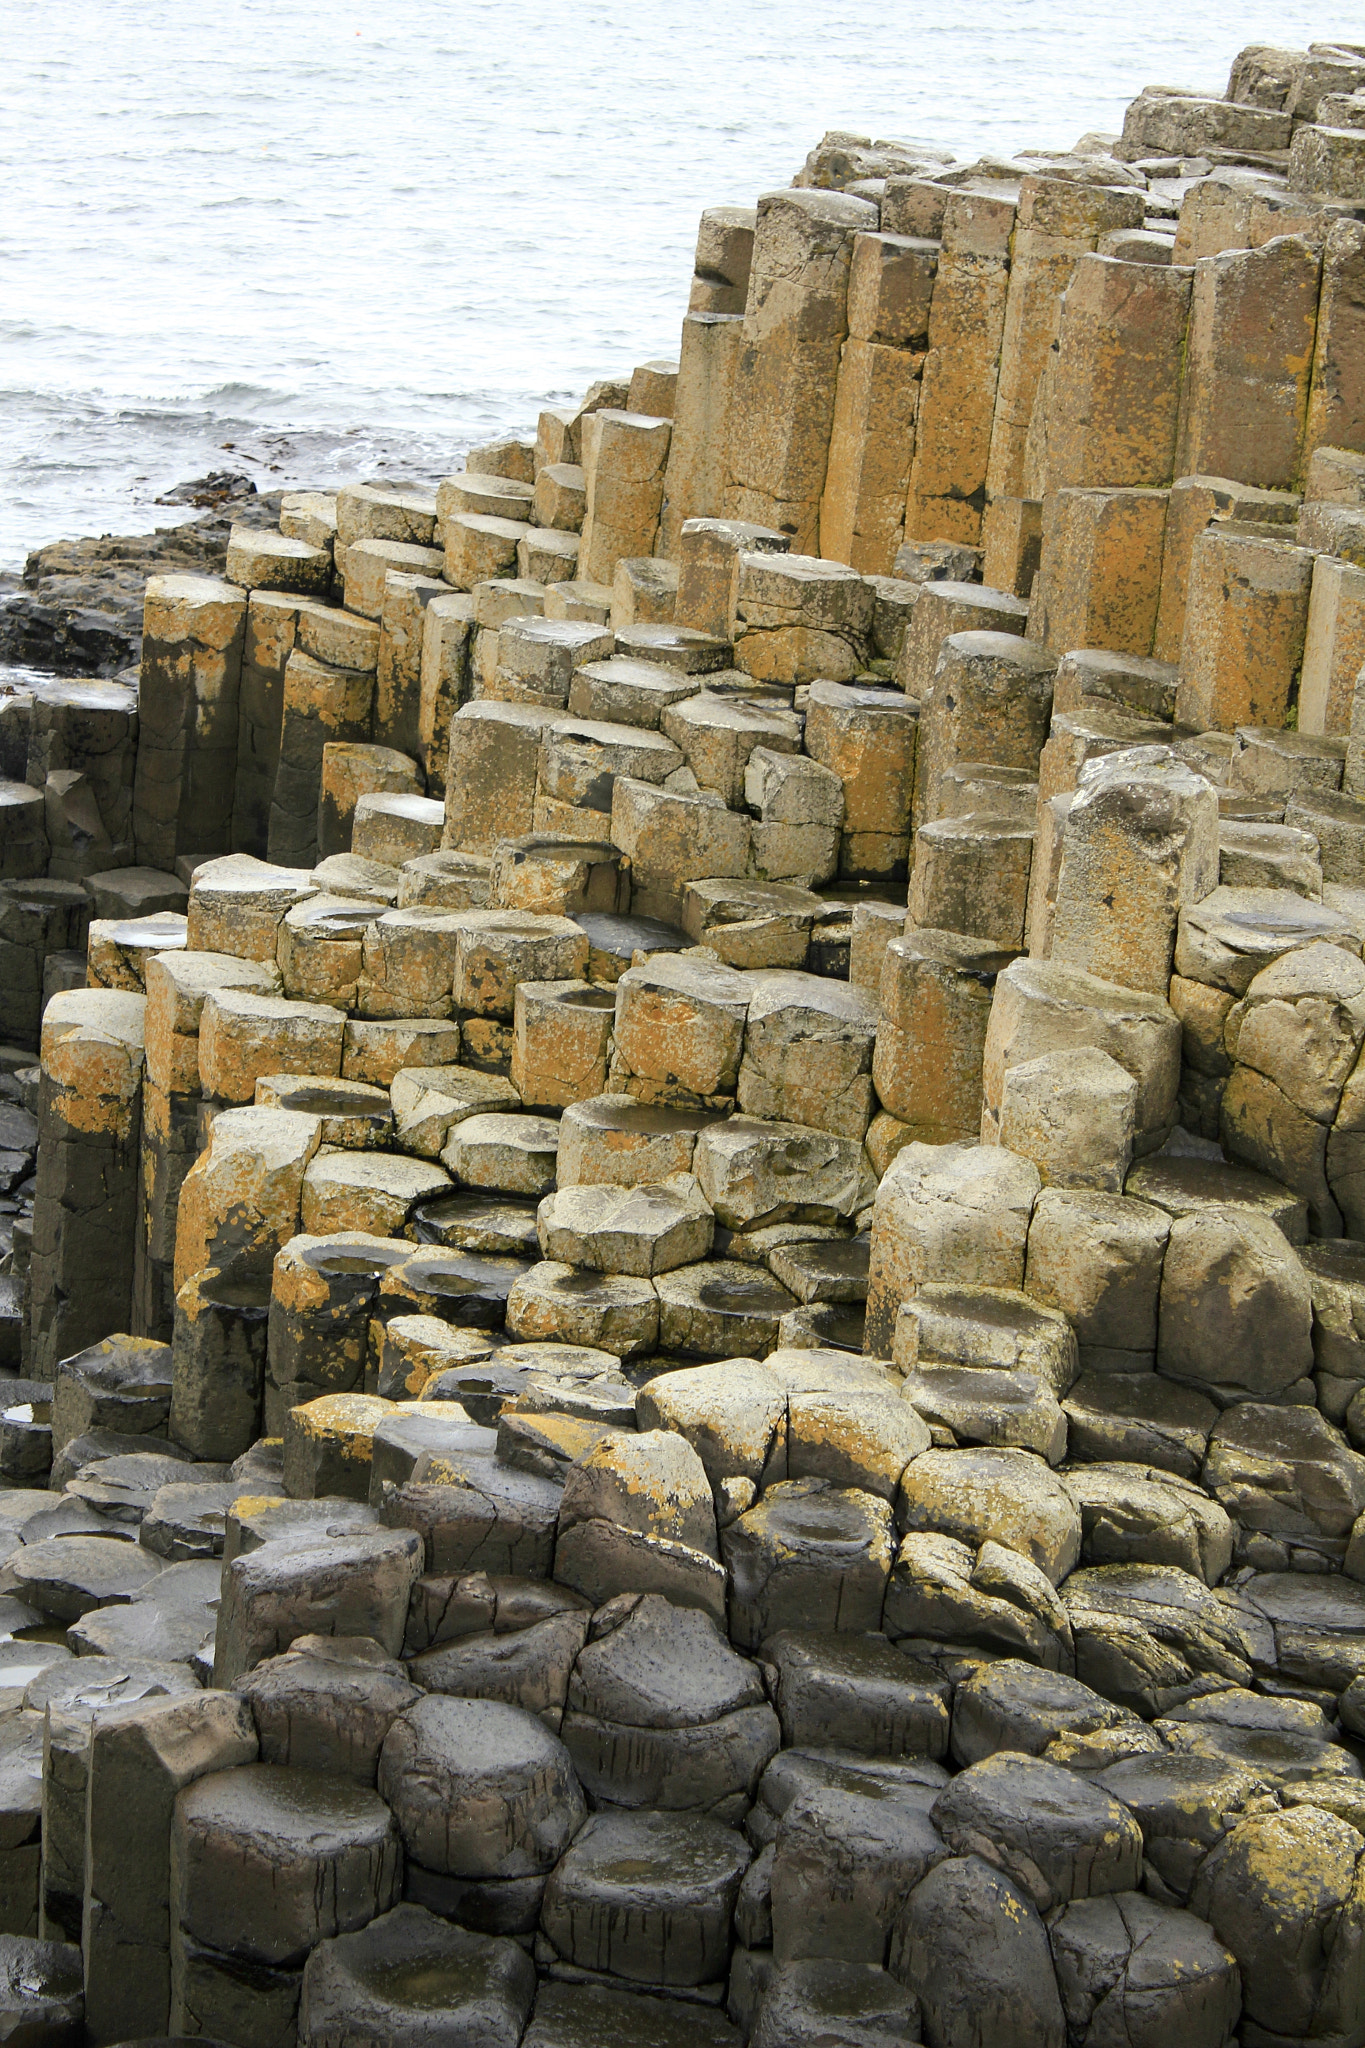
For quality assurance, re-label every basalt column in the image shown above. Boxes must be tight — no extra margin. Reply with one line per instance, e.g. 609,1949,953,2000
986,174,1147,503
133,574,247,870
905,181,1017,548
724,187,877,552
819,229,935,573
28,989,146,1378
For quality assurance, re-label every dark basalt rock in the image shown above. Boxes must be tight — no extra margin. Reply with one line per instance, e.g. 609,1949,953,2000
540,1808,751,1987
6,1534,163,1622
0,1931,84,2046
411,1189,542,1258
172,1761,402,1969
751,1959,921,2048
234,1636,419,1783
931,1752,1143,1911
1049,1891,1242,2048
408,1607,590,1725
0,481,279,677
888,1854,1064,2045
299,1902,536,2048
524,1979,742,2048
378,1695,584,1879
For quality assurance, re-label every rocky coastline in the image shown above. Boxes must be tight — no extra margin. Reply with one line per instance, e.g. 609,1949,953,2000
0,476,283,678
0,32,1364,2048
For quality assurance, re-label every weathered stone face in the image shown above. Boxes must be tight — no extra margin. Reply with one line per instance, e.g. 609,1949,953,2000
175,1105,322,1293
26,68,1365,2040
981,958,1182,1154
1157,1202,1315,1403
1050,748,1220,997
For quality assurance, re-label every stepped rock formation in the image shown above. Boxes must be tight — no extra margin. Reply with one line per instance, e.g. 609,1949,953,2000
4,36,1365,2047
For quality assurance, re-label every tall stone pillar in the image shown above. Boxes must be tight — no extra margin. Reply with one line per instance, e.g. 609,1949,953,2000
28,989,145,1377
1304,219,1365,472
133,575,247,870
83,1693,257,2045
377,570,447,763
28,680,138,881
579,411,672,583
913,629,1056,828
1026,254,1192,494
1028,487,1169,657
231,591,302,858
1176,527,1315,730
132,1078,200,1343
267,650,375,869
1300,556,1365,735
676,519,788,639
0,878,90,1052
657,313,745,557
1051,752,1220,996
418,592,474,798
1153,475,1301,663
986,175,1147,502
687,204,756,315
724,188,877,552
905,183,1016,546
819,231,935,572
1174,235,1321,490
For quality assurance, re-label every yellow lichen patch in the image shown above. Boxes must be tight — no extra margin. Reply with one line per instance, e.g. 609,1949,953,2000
229,1492,288,1520
293,1392,394,1454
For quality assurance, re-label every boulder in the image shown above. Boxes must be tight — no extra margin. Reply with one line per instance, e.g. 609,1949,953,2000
950,1660,1149,1770
1048,1892,1241,2048
377,1695,584,1878
232,1637,420,1783
1189,1805,1365,2042
751,1960,922,2048
1063,1562,1256,1716
884,1532,1073,1672
771,1775,946,1966
866,1142,1040,1358
299,1902,536,2048
172,1761,401,1967
0,1933,83,2044
561,1592,779,1815
723,1480,895,1649
1203,1402,1365,1553
536,1176,714,1276
889,1854,1065,2048
897,1448,1082,1585
408,1605,591,1727
1157,1205,1313,1402
213,1528,423,1683
1064,1463,1234,1584
931,1753,1142,1911
636,1357,786,1487
762,1629,950,1761
525,1980,741,2048
540,1809,750,1986
554,1429,725,1618
1096,1750,1271,1902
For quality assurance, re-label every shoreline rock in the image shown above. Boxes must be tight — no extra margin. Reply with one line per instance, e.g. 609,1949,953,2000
0,475,285,678
3,32,1365,2048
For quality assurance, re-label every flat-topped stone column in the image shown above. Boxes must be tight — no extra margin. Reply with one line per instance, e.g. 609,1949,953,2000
906,182,1015,547
133,574,247,871
724,188,878,552
29,990,146,1377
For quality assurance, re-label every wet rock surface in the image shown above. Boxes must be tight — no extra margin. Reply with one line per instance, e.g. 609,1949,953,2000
9,35,1365,2048
0,479,282,676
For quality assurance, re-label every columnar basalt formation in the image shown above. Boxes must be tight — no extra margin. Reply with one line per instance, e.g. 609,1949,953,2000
3,38,1365,2048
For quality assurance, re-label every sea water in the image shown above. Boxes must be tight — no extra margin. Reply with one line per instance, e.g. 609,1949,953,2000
0,0,1347,571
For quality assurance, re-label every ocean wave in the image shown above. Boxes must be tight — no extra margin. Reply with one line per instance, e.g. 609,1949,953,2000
0,0,1342,571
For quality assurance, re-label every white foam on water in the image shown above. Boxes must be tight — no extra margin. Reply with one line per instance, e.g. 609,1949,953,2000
0,0,1342,569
